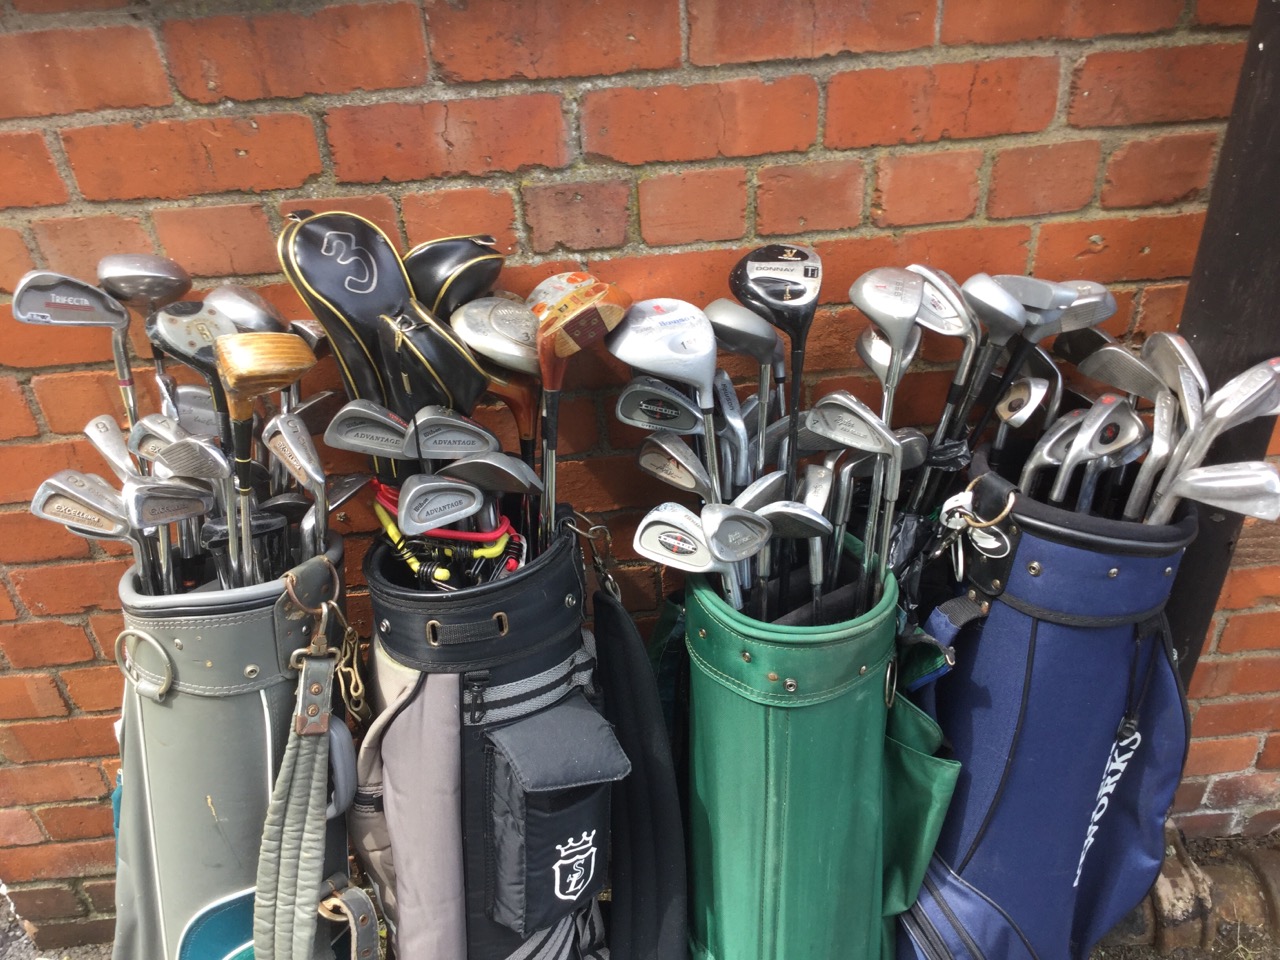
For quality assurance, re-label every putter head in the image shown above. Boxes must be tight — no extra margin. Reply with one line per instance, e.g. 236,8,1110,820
608,299,717,408
214,332,318,420
405,405,501,460
704,297,779,364
616,376,704,434
204,284,288,333
633,501,715,574
97,254,191,310
12,271,130,332
638,432,714,501
450,297,539,376
730,243,822,346
396,475,485,535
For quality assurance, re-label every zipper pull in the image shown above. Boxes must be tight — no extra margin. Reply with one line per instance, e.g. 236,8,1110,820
464,670,490,724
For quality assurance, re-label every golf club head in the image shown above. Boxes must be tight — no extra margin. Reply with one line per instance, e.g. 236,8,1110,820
806,392,903,498
97,254,192,310
729,243,823,347
798,463,834,516
1052,327,1115,366
31,470,129,538
405,406,501,460
123,477,216,528
1018,408,1086,492
530,272,631,392
290,318,332,360
906,264,980,377
996,378,1050,431
1049,394,1145,504
84,415,137,483
704,297,779,365
850,267,925,355
1149,460,1280,525
962,273,1028,348
992,274,1078,310
1123,390,1179,520
450,297,539,376
128,413,190,463
436,450,543,494
204,284,288,333
173,384,221,438
638,432,714,502
154,435,232,482
147,300,238,381
757,499,832,540
263,412,325,493
608,299,718,409
1143,332,1210,399
324,399,415,461
633,502,715,574
214,332,318,421
731,470,787,512
856,325,922,392
13,271,130,332
894,427,930,472
1078,345,1166,401
700,503,773,562
615,375,704,435
396,475,485,535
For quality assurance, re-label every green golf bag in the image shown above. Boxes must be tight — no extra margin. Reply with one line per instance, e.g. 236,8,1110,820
673,558,960,960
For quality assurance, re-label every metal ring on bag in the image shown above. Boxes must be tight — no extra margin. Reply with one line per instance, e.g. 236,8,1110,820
964,477,1017,529
492,611,509,637
282,558,341,615
884,658,898,709
115,629,174,702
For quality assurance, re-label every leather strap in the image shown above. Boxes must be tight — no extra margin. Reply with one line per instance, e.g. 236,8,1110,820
319,873,380,960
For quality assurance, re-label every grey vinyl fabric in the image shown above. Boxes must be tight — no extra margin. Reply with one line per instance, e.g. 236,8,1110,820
112,543,346,960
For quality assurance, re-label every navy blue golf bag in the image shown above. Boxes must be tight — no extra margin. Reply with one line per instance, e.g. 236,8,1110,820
899,458,1197,960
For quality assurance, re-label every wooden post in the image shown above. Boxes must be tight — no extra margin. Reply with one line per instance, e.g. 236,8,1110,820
1168,6,1280,684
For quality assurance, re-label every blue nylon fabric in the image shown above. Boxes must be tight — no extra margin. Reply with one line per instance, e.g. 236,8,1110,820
900,524,1189,960
901,857,1037,960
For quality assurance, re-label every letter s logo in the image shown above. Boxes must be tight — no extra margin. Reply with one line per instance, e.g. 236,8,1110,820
320,231,378,295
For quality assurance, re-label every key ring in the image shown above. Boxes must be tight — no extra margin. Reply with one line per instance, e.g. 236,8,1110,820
963,477,1017,529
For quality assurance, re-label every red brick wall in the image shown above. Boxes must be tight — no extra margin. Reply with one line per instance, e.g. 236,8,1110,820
0,0,1272,947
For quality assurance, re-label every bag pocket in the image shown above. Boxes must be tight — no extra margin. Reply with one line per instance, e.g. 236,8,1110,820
484,689,631,937
899,856,1039,960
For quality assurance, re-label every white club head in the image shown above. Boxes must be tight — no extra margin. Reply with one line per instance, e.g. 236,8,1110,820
450,297,540,376
607,299,718,409
633,502,715,574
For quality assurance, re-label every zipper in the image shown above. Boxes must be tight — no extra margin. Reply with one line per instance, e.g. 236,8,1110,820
924,871,987,960
902,901,951,960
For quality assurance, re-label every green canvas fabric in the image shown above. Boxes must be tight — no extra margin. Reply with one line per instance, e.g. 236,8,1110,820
683,569,958,960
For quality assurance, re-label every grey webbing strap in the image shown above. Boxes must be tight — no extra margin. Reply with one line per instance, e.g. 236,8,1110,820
254,603,339,960
460,647,595,725
319,873,380,960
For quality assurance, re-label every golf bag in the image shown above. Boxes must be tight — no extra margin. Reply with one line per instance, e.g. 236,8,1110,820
674,558,960,960
352,527,684,960
112,541,371,960
898,457,1197,960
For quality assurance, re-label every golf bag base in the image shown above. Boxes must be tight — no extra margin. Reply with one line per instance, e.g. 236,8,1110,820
112,541,355,960
899,456,1197,960
353,527,680,960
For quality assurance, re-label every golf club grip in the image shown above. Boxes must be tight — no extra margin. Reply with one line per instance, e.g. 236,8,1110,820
229,417,256,493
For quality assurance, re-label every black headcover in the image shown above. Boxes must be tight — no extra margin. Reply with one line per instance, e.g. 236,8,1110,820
278,210,415,410
376,301,491,418
403,234,504,322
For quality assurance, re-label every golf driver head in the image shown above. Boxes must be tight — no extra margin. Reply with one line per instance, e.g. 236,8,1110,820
97,254,192,310
704,297,780,365
856,325,922,395
850,267,925,357
204,284,288,333
608,299,718,408
450,297,539,376
147,300,238,383
729,243,823,347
